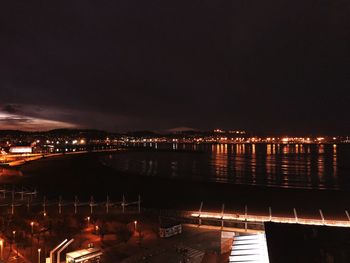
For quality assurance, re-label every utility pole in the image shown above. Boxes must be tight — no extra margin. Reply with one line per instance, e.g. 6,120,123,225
138,195,141,213
106,195,109,214
43,196,46,216
74,196,78,214
245,205,248,232
198,202,203,226
122,195,125,213
221,204,225,229
58,196,62,214
293,208,298,223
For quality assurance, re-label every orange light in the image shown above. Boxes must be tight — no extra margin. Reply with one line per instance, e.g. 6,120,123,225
282,138,289,143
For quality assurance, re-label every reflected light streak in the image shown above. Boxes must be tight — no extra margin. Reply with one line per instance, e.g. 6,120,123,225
266,144,271,155
252,144,256,155
333,144,337,175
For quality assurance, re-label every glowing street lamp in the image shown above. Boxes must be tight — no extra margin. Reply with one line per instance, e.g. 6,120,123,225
0,239,3,260
11,230,16,253
38,248,41,263
87,216,90,226
134,221,137,232
31,221,34,234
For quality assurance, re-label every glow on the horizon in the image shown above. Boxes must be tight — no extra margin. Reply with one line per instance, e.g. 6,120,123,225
0,111,77,131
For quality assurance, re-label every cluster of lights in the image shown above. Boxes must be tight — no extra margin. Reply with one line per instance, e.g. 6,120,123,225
126,136,341,144
42,139,86,145
214,129,246,134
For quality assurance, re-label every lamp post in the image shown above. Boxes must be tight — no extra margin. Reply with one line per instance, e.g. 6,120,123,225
134,220,137,232
87,216,90,227
12,230,18,257
12,230,16,250
38,248,41,263
0,239,3,261
30,221,35,257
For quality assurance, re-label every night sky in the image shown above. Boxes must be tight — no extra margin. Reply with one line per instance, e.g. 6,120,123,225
0,0,349,134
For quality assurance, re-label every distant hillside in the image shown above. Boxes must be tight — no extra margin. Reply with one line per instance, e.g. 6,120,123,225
0,128,120,138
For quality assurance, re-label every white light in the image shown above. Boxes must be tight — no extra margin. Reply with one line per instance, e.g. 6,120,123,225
9,147,32,154
230,234,269,263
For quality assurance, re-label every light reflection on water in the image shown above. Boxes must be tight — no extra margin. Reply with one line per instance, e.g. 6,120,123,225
101,143,350,190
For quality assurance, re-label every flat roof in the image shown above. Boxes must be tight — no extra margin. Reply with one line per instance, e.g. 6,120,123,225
66,248,102,259
265,223,350,262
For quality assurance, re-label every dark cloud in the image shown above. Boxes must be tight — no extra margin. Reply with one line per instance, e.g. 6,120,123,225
0,0,349,133
2,104,21,114
0,111,77,131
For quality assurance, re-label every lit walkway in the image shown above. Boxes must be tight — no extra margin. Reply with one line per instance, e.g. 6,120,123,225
190,211,350,228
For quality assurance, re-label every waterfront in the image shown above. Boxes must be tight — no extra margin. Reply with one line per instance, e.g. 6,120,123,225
0,143,348,217
0,143,349,262
101,143,350,190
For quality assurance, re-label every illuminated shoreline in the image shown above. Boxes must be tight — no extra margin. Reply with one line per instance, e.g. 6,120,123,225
0,148,123,167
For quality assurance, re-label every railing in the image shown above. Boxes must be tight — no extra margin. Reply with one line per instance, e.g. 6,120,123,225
189,210,350,229
0,192,142,216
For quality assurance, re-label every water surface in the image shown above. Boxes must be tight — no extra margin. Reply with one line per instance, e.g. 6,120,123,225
101,143,350,190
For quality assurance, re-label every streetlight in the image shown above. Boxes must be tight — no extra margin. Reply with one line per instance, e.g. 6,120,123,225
87,216,90,227
38,248,41,263
0,239,3,261
12,231,17,257
134,221,137,232
30,221,35,257
31,221,34,234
